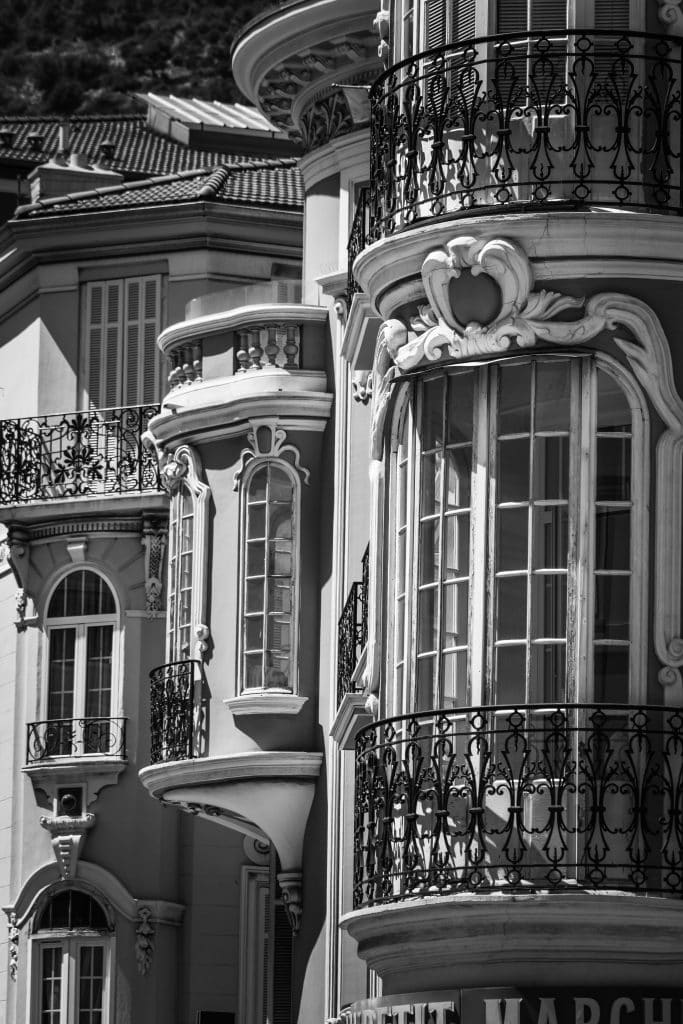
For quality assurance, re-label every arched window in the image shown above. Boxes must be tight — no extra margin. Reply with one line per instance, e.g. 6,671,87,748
32,889,112,1024
43,570,119,757
240,461,299,692
389,354,647,714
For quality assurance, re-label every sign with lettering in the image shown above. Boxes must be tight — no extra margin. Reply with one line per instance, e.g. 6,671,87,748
338,989,683,1024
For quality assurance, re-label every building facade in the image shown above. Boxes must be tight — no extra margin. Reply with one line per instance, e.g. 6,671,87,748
2,0,683,1022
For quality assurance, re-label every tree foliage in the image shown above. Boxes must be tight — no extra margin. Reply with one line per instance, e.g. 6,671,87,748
0,0,264,115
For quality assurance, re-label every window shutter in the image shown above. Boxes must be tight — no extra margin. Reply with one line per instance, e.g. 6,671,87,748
272,903,293,1024
124,278,141,408
530,0,567,33
86,283,105,410
454,0,475,42
122,275,161,406
496,0,528,35
425,0,447,48
142,276,161,404
594,0,629,31
104,282,122,409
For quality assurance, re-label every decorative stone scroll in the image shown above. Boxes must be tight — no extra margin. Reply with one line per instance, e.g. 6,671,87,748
39,813,96,878
141,518,167,616
8,912,18,981
233,419,310,490
658,0,683,33
369,234,683,699
135,906,155,975
277,871,303,934
352,370,373,404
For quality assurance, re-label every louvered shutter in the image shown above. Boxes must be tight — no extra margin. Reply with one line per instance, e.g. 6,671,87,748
496,0,528,34
103,282,122,409
594,0,630,30
425,0,447,49
123,275,161,407
454,0,475,41
272,902,293,1024
86,280,122,410
86,283,105,410
530,0,567,32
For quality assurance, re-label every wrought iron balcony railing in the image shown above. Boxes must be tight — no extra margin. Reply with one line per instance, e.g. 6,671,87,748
149,660,201,764
26,718,127,763
337,545,370,707
365,30,683,242
354,703,683,908
347,185,370,303
0,404,161,505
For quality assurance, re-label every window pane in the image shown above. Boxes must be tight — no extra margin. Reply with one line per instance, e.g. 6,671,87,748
246,580,264,613
85,625,113,719
594,646,629,703
494,645,526,706
248,505,266,538
420,451,442,517
594,576,630,640
596,437,631,501
446,369,474,445
421,377,444,450
268,581,291,613
269,543,292,576
533,506,568,569
497,507,528,571
417,587,438,653
78,944,104,1024
597,369,631,430
535,362,571,430
531,643,566,704
415,655,436,711
247,541,265,576
441,650,467,708
269,470,294,503
496,576,527,640
244,652,262,689
498,437,530,502
48,628,76,722
245,616,264,650
443,513,469,578
445,447,471,508
533,435,568,501
532,574,567,639
498,363,531,435
41,946,62,1024
443,581,468,648
595,508,630,571
249,466,268,501
418,518,441,584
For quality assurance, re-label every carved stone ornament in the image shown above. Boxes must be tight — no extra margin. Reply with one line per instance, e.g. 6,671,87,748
141,518,167,616
40,813,96,878
233,419,310,490
658,0,683,32
370,235,683,698
135,906,155,976
277,871,303,934
8,911,18,981
352,370,373,404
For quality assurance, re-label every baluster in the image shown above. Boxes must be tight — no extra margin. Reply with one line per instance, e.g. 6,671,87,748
265,325,279,365
283,324,300,368
191,342,203,383
248,329,263,369
235,331,250,372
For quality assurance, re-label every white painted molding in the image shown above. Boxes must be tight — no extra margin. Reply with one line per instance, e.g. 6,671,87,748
161,444,211,659
330,692,372,749
232,418,311,489
369,235,683,699
158,303,328,355
39,813,95,879
22,759,126,807
225,691,308,716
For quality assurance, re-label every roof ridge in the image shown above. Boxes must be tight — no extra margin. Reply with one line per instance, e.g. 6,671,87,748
0,114,145,125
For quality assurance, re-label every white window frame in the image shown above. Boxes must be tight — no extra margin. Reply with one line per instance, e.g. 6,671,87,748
237,458,300,694
386,352,648,717
28,891,115,1024
42,568,122,758
81,274,165,412
163,444,210,663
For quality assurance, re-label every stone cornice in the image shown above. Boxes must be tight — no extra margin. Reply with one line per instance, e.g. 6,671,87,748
140,750,322,795
0,494,168,530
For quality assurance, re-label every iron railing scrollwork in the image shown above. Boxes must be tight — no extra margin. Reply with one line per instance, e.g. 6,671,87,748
347,186,370,304
337,544,370,707
0,404,161,505
149,660,201,764
353,703,683,907
367,30,683,242
26,718,127,762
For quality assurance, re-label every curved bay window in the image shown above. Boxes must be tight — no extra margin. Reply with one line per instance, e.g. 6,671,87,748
43,570,119,757
389,355,646,714
240,461,298,691
32,889,112,1024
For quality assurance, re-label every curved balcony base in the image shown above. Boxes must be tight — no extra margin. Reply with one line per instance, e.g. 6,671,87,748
139,751,322,871
342,892,683,993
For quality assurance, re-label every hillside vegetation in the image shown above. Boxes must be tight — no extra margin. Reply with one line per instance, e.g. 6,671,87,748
0,0,269,115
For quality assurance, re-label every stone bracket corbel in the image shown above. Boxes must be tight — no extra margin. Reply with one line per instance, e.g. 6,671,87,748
135,905,155,975
277,871,303,934
40,813,95,878
141,517,167,617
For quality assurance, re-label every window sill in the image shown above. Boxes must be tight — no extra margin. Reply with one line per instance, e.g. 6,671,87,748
224,690,308,717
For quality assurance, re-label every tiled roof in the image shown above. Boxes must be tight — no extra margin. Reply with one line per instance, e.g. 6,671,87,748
0,115,247,177
14,159,304,219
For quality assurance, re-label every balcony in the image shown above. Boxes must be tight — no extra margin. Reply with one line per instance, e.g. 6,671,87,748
337,544,369,707
149,660,203,764
363,30,683,244
0,404,161,507
26,717,127,762
353,703,683,908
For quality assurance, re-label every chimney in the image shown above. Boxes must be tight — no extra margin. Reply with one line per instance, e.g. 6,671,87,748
27,122,123,202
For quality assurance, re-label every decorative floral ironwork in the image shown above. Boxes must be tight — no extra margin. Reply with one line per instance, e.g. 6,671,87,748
347,185,370,304
0,404,161,505
353,704,683,907
366,31,683,241
337,545,370,706
26,718,127,762
149,660,200,764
